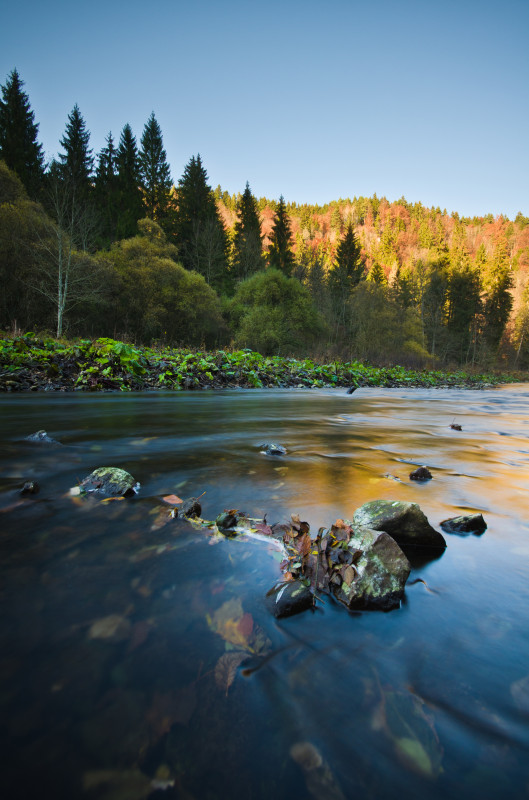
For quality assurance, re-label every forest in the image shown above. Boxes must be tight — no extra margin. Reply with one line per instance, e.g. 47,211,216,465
1,68,529,370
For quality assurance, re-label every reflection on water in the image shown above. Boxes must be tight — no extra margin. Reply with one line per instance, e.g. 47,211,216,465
1,386,529,799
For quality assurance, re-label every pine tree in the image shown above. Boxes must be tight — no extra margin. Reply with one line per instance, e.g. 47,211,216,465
482,244,513,352
175,154,228,289
267,195,295,275
57,104,94,201
94,132,118,247
328,221,365,300
138,112,172,222
115,123,143,239
0,68,44,197
368,262,387,285
232,182,264,282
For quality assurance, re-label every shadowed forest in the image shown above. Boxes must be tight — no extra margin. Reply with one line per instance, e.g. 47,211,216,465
2,68,529,370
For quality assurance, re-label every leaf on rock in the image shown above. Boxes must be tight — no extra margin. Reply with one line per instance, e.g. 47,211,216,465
215,651,247,695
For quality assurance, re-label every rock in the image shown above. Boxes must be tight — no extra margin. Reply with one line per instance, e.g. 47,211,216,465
216,511,238,533
265,579,313,618
77,467,139,497
409,466,432,481
20,480,39,495
330,526,410,611
346,386,357,395
259,442,287,456
440,513,487,535
24,429,60,444
180,496,202,518
450,423,462,431
352,500,446,550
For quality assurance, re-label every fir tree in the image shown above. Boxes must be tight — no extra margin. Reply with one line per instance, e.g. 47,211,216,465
328,221,365,300
267,195,295,276
482,244,513,352
94,132,118,247
232,181,264,282
116,123,143,239
175,154,228,289
368,262,387,285
57,104,94,201
138,112,172,223
0,68,44,197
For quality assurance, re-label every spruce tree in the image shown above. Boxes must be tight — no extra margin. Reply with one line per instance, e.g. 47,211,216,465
0,68,44,197
267,195,295,276
175,154,228,289
138,112,172,223
58,104,94,201
328,221,365,300
482,244,513,352
116,123,143,239
232,181,264,282
94,132,118,247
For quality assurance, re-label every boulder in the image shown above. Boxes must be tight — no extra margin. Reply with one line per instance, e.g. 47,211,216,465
330,526,411,611
409,466,432,481
77,467,139,498
353,500,446,550
440,513,487,536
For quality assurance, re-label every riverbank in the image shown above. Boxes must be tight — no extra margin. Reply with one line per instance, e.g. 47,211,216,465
0,334,524,392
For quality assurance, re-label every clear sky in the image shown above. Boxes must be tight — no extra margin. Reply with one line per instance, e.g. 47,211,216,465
1,0,528,218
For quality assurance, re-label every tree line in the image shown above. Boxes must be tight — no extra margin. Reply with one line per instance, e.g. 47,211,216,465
1,67,528,369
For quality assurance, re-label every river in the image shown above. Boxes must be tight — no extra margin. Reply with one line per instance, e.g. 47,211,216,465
1,386,529,799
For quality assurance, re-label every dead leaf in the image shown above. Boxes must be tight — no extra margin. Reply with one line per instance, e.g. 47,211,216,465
88,614,131,642
161,494,183,505
214,652,247,695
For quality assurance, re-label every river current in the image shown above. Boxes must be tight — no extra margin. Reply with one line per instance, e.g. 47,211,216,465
1,386,529,799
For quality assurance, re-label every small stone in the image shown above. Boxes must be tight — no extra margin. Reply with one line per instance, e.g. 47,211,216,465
259,442,287,456
440,513,487,535
216,511,238,532
77,467,139,498
409,466,432,481
266,580,313,618
20,480,39,496
180,497,202,518
25,429,59,444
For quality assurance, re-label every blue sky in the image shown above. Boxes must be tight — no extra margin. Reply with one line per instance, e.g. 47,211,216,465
1,0,528,218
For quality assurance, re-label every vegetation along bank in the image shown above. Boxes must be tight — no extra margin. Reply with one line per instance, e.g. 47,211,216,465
0,335,523,393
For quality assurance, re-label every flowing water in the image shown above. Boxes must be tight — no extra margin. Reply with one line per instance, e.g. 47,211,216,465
1,386,529,799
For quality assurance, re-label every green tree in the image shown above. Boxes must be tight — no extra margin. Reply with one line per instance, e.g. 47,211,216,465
368,262,387,285
138,113,173,224
175,154,228,290
227,269,325,355
231,181,264,282
446,247,482,364
482,244,513,353
116,123,143,240
267,195,295,275
57,104,94,202
107,219,224,345
0,69,44,198
94,132,119,247
328,221,365,302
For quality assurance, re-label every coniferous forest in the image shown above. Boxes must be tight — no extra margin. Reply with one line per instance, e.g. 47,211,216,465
1,68,529,370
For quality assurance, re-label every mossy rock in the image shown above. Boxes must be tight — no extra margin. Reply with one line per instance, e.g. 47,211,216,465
353,500,446,550
78,467,138,497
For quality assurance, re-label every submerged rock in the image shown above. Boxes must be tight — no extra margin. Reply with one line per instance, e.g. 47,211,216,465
265,579,313,618
25,429,60,444
409,466,432,481
20,480,39,496
77,467,139,497
330,526,411,611
353,500,446,550
440,513,487,536
259,442,287,456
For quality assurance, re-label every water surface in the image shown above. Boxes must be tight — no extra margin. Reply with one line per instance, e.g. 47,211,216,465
1,386,529,799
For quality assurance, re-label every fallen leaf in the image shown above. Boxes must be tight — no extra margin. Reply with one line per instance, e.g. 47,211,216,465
88,614,131,642
237,612,254,638
161,494,183,505
214,652,247,695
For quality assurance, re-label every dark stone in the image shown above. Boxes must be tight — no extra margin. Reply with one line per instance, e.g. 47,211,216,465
20,480,39,496
265,580,313,618
440,513,487,536
409,466,432,481
180,497,202,518
353,500,446,550
216,511,238,532
346,386,357,394
259,443,287,456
